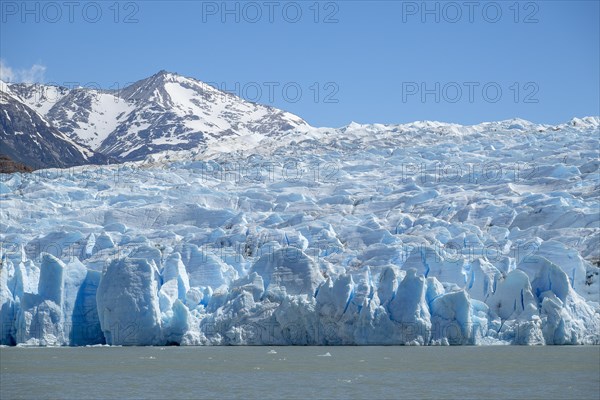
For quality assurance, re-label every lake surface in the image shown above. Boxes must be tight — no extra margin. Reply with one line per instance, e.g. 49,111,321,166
1,346,599,399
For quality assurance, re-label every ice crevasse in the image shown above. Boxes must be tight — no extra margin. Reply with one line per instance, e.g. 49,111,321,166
1,118,599,345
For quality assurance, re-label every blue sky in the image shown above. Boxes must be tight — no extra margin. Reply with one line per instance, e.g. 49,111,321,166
1,0,598,127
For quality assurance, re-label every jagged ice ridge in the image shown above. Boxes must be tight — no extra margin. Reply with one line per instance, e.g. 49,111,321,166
0,117,599,346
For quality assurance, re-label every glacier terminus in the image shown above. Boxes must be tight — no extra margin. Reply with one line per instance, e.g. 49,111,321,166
0,109,598,346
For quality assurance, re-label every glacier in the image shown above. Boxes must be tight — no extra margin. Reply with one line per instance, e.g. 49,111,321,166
0,117,599,346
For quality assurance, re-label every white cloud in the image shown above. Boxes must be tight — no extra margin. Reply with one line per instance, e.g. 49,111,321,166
0,60,15,82
0,59,46,83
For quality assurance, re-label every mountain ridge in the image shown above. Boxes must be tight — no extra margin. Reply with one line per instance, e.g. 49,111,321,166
2,72,599,171
6,70,310,164
0,82,109,169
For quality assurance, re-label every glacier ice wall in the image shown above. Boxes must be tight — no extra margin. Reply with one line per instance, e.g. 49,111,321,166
0,118,599,345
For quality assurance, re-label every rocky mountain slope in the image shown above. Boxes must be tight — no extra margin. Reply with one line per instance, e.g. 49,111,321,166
0,83,107,169
8,71,309,163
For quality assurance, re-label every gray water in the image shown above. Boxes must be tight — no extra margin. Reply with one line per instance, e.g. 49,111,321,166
1,346,599,400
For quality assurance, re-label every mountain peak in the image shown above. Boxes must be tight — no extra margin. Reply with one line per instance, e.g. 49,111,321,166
153,69,175,78
135,69,199,91
151,70,189,82
6,71,309,163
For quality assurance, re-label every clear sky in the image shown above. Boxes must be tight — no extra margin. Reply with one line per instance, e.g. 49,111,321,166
1,0,598,127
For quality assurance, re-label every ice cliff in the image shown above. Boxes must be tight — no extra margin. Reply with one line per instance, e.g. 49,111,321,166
1,118,599,345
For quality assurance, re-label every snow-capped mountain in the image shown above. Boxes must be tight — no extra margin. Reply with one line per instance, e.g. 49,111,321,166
0,83,108,169
20,84,132,151
9,70,309,162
